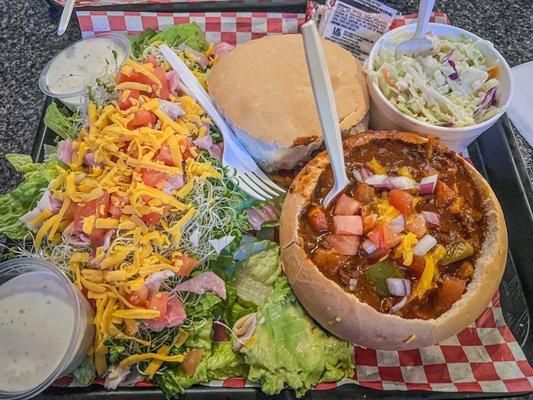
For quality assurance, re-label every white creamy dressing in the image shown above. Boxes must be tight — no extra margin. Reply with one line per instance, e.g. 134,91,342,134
45,37,127,95
0,271,75,392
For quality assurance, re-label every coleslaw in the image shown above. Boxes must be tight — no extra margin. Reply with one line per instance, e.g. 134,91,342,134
372,33,501,127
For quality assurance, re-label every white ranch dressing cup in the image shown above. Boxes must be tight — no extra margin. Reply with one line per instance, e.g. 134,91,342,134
0,257,94,400
39,33,130,110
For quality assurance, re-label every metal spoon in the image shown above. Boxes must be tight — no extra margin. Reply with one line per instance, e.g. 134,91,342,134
301,20,349,207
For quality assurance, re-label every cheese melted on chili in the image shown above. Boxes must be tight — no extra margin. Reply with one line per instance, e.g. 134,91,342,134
299,138,487,320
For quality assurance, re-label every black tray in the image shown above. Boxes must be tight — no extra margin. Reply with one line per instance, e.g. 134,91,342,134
32,96,532,399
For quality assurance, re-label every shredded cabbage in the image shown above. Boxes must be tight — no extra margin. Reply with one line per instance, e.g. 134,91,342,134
371,34,501,127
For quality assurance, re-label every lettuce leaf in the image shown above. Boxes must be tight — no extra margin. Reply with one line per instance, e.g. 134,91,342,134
239,277,353,397
130,23,208,59
73,357,96,386
0,156,60,239
43,102,79,140
206,342,248,381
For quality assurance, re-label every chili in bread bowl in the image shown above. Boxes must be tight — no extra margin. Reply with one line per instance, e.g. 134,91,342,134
207,34,369,172
280,131,507,350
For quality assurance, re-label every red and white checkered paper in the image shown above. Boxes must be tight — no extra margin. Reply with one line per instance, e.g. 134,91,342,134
62,8,533,395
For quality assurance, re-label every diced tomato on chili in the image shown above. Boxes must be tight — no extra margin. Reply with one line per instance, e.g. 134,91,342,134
367,224,401,250
333,215,363,236
307,206,329,232
405,213,427,238
334,193,361,215
127,110,157,130
324,234,359,256
389,189,414,216
435,181,457,207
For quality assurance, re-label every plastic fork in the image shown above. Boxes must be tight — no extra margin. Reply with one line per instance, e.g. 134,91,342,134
159,45,285,201
395,0,435,58
301,21,349,207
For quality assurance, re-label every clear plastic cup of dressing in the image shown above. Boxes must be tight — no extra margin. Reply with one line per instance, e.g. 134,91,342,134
39,33,130,110
0,257,94,400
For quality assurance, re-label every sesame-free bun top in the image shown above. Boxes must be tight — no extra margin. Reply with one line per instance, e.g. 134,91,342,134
207,34,368,153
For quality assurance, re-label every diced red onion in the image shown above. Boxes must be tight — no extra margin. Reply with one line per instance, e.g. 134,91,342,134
413,234,437,256
213,42,234,57
422,211,441,226
365,174,389,189
386,278,412,296
57,140,73,164
349,278,357,292
368,247,390,260
418,174,439,195
361,239,378,254
476,86,498,114
101,229,114,252
386,176,418,191
447,60,458,80
389,296,408,314
353,167,373,183
442,50,455,62
62,222,91,246
83,152,102,168
193,133,213,150
390,215,406,233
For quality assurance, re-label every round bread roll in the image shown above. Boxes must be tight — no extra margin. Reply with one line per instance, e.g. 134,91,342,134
207,34,369,172
280,131,507,350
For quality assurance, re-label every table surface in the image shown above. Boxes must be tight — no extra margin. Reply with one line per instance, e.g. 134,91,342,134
0,1,531,399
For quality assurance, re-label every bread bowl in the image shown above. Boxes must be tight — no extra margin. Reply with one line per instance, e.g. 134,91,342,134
280,131,507,350
207,34,369,172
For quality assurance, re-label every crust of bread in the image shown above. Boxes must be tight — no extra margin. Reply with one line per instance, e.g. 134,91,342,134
207,34,369,172
280,131,507,350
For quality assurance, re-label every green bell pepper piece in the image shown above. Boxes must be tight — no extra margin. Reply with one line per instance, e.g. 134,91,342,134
365,259,403,296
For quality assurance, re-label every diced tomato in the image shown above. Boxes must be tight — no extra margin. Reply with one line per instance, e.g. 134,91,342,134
73,193,110,246
405,213,427,238
146,296,186,332
333,215,363,236
368,224,401,249
435,181,457,207
109,194,128,217
181,140,196,161
141,169,168,188
334,194,361,215
408,256,426,278
363,213,378,233
127,110,157,130
154,145,174,166
144,56,158,66
324,235,359,256
118,89,140,110
117,71,152,86
182,349,204,377
128,286,149,307
389,189,414,216
307,206,329,232
146,291,170,316
436,277,466,313
141,212,163,226
152,66,170,100
354,183,375,204
176,255,200,277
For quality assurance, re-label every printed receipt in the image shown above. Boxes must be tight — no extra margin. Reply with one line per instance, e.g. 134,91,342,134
315,0,398,62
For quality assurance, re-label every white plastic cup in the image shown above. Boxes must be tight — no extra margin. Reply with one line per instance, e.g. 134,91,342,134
365,23,514,152
39,33,130,111
0,258,94,400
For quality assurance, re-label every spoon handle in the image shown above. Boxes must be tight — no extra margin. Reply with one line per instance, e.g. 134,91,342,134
301,21,349,207
413,0,435,39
